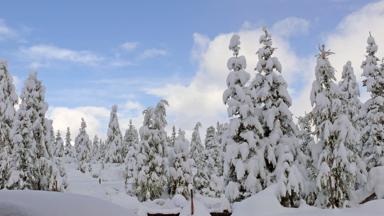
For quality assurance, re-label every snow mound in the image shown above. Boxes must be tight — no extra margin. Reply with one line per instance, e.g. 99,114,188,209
0,190,133,216
232,184,384,216
368,166,384,198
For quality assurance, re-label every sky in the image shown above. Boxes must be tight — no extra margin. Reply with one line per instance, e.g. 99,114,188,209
0,0,383,139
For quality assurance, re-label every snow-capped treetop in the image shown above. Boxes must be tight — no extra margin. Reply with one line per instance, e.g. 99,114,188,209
190,122,203,163
174,129,190,155
154,99,169,130
340,61,360,98
339,61,362,126
21,72,48,116
366,33,378,55
227,34,247,72
229,34,240,53
255,27,281,74
361,33,383,96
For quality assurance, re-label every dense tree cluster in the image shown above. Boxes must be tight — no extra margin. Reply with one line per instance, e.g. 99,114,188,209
1,29,383,210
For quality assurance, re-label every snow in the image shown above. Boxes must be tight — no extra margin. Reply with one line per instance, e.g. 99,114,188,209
232,184,384,216
0,190,134,216
367,166,384,198
2,161,384,216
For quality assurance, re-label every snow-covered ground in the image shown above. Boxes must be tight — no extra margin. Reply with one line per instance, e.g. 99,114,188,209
1,163,384,216
0,190,133,216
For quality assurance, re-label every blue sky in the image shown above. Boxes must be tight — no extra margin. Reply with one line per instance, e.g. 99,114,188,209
0,0,382,138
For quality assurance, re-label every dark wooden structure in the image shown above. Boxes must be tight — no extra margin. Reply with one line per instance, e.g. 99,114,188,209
360,193,377,204
210,210,232,216
147,213,180,216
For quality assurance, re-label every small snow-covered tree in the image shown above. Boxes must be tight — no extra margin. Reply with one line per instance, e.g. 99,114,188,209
204,126,224,197
54,131,65,158
64,127,75,159
165,125,177,185
250,28,303,207
222,34,264,202
169,130,194,198
124,120,139,194
361,33,384,170
189,122,210,196
297,114,316,205
75,118,92,173
0,61,18,189
105,105,124,163
91,135,100,161
311,45,356,208
135,100,169,201
215,122,226,176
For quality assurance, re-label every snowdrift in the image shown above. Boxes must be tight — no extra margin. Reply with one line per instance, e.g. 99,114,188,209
0,190,134,216
232,184,384,216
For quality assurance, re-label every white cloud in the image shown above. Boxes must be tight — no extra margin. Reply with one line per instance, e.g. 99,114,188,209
190,33,210,62
48,101,145,141
147,22,310,136
272,17,310,38
120,42,139,51
123,101,144,111
48,106,110,141
139,48,168,60
0,19,17,40
20,44,104,66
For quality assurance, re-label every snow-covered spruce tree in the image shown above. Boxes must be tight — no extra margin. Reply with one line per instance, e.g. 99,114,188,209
124,120,139,194
222,34,264,202
75,118,92,173
203,126,224,197
104,105,124,163
19,72,65,191
0,61,18,189
165,125,177,184
189,122,209,195
54,131,65,158
190,123,209,192
311,45,357,208
215,122,226,176
64,127,75,159
169,130,194,198
6,102,37,190
297,113,316,205
339,61,367,189
98,139,107,162
91,135,100,161
135,100,169,201
250,28,303,207
361,33,384,170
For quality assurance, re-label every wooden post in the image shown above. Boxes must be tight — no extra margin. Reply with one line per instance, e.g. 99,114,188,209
191,189,194,215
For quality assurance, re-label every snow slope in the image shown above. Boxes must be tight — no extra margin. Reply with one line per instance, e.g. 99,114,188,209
0,190,133,216
65,163,140,214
